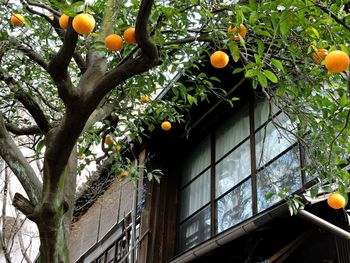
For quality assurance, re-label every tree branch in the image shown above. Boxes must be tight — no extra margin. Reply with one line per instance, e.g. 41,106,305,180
26,0,60,16
13,193,36,220
0,114,42,205
313,1,350,32
48,16,79,104
9,38,49,72
0,71,51,133
5,123,42,135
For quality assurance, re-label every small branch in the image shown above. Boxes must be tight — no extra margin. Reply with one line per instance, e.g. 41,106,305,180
0,72,51,133
164,35,213,46
9,39,49,71
26,0,60,16
5,123,42,135
12,193,36,221
313,0,350,32
0,114,42,205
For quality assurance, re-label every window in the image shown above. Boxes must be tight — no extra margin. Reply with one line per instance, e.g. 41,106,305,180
178,96,305,253
92,219,140,263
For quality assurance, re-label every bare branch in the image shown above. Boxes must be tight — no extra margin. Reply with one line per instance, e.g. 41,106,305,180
313,1,350,32
0,71,51,134
164,35,213,45
26,0,60,16
0,114,42,205
13,193,36,220
5,123,42,136
9,39,49,71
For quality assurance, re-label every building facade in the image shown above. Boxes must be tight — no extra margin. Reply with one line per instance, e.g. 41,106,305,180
70,59,350,263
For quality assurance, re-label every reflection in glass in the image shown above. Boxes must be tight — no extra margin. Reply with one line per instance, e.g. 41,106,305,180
182,136,211,186
179,206,211,252
257,147,302,212
215,140,251,197
180,170,210,221
255,113,296,168
254,98,279,130
217,179,252,234
215,104,249,161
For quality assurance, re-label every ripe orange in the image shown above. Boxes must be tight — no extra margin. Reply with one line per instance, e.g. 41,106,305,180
124,27,136,44
228,24,247,41
72,13,95,35
59,14,69,29
140,95,150,103
210,51,229,68
327,192,346,209
324,50,350,73
104,135,115,145
105,34,123,51
119,171,129,178
312,48,328,64
161,121,171,131
11,14,25,27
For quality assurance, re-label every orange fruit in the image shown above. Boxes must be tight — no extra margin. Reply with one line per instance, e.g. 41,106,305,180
104,135,115,145
210,51,229,68
72,13,95,35
327,192,346,209
11,14,25,27
228,24,247,41
324,50,350,73
140,95,150,103
161,121,171,131
312,48,328,64
124,27,136,44
119,171,129,178
59,14,69,29
105,34,123,51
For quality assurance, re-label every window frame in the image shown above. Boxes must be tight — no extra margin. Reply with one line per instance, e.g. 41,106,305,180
177,95,307,253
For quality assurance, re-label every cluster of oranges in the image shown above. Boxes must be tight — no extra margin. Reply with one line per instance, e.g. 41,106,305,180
58,13,136,50
210,24,246,69
209,23,350,74
312,48,349,73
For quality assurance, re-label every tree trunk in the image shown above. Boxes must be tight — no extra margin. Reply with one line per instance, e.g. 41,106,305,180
35,148,77,263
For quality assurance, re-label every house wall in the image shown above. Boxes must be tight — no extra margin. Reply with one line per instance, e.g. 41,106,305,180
70,177,135,262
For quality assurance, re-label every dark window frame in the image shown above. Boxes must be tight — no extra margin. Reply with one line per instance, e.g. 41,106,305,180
177,95,306,253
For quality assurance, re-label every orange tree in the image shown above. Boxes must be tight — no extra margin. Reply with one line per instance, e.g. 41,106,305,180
0,0,350,261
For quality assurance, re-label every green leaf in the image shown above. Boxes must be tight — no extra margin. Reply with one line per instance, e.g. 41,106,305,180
229,42,240,62
245,69,258,78
257,39,265,56
263,70,278,83
62,1,85,16
257,72,268,87
271,58,284,71
36,139,45,152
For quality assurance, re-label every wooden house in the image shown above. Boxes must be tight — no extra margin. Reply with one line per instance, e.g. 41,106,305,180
69,55,350,263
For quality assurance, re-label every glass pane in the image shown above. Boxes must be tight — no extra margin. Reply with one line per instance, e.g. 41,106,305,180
257,147,302,212
254,98,279,130
216,179,252,234
117,237,127,260
216,140,251,197
106,245,115,262
97,255,105,263
180,170,210,221
215,104,249,160
179,205,211,253
255,113,296,168
182,136,211,186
